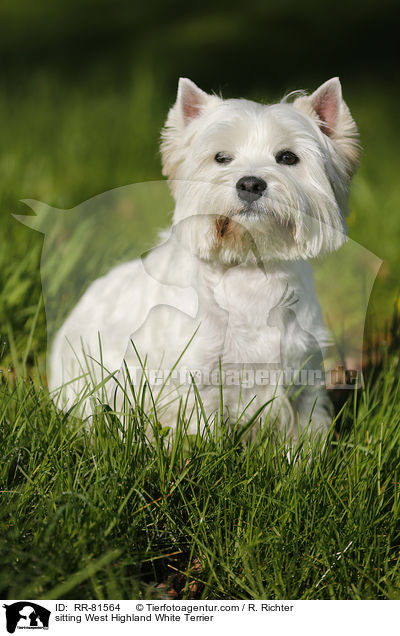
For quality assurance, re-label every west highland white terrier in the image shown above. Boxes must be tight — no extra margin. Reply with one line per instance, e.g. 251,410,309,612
50,77,359,439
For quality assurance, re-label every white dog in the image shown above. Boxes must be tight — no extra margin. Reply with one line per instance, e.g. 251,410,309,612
50,77,359,438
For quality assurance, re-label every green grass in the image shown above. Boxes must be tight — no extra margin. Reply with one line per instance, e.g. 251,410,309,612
1,353,400,600
1,70,400,599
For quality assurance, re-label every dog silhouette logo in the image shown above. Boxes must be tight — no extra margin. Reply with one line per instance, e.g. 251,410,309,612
2,602,50,633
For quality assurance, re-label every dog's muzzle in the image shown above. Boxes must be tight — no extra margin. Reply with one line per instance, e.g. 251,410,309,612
236,176,267,204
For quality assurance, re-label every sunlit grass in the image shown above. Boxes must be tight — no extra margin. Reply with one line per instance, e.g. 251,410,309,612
0,351,399,599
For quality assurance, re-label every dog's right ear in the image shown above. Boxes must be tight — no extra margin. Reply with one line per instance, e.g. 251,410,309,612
161,79,221,178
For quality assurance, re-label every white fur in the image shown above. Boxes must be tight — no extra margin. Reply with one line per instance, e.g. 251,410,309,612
50,78,359,438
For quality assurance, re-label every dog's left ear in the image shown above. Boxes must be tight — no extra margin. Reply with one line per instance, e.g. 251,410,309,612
294,78,360,174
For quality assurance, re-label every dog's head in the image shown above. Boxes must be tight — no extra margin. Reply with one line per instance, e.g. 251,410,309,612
161,78,359,264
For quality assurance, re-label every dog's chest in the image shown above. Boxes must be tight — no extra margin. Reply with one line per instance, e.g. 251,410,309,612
197,264,285,365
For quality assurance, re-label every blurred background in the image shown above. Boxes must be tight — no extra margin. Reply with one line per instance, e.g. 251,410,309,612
0,0,399,367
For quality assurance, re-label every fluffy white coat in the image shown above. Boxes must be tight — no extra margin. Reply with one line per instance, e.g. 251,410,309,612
50,77,359,437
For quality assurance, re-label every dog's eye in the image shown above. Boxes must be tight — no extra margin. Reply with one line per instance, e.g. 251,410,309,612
275,150,299,166
214,152,233,164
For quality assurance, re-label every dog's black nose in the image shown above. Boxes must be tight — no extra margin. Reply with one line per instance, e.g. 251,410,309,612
236,176,267,203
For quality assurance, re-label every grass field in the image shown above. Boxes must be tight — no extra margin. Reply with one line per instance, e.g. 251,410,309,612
1,353,400,599
1,70,400,599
